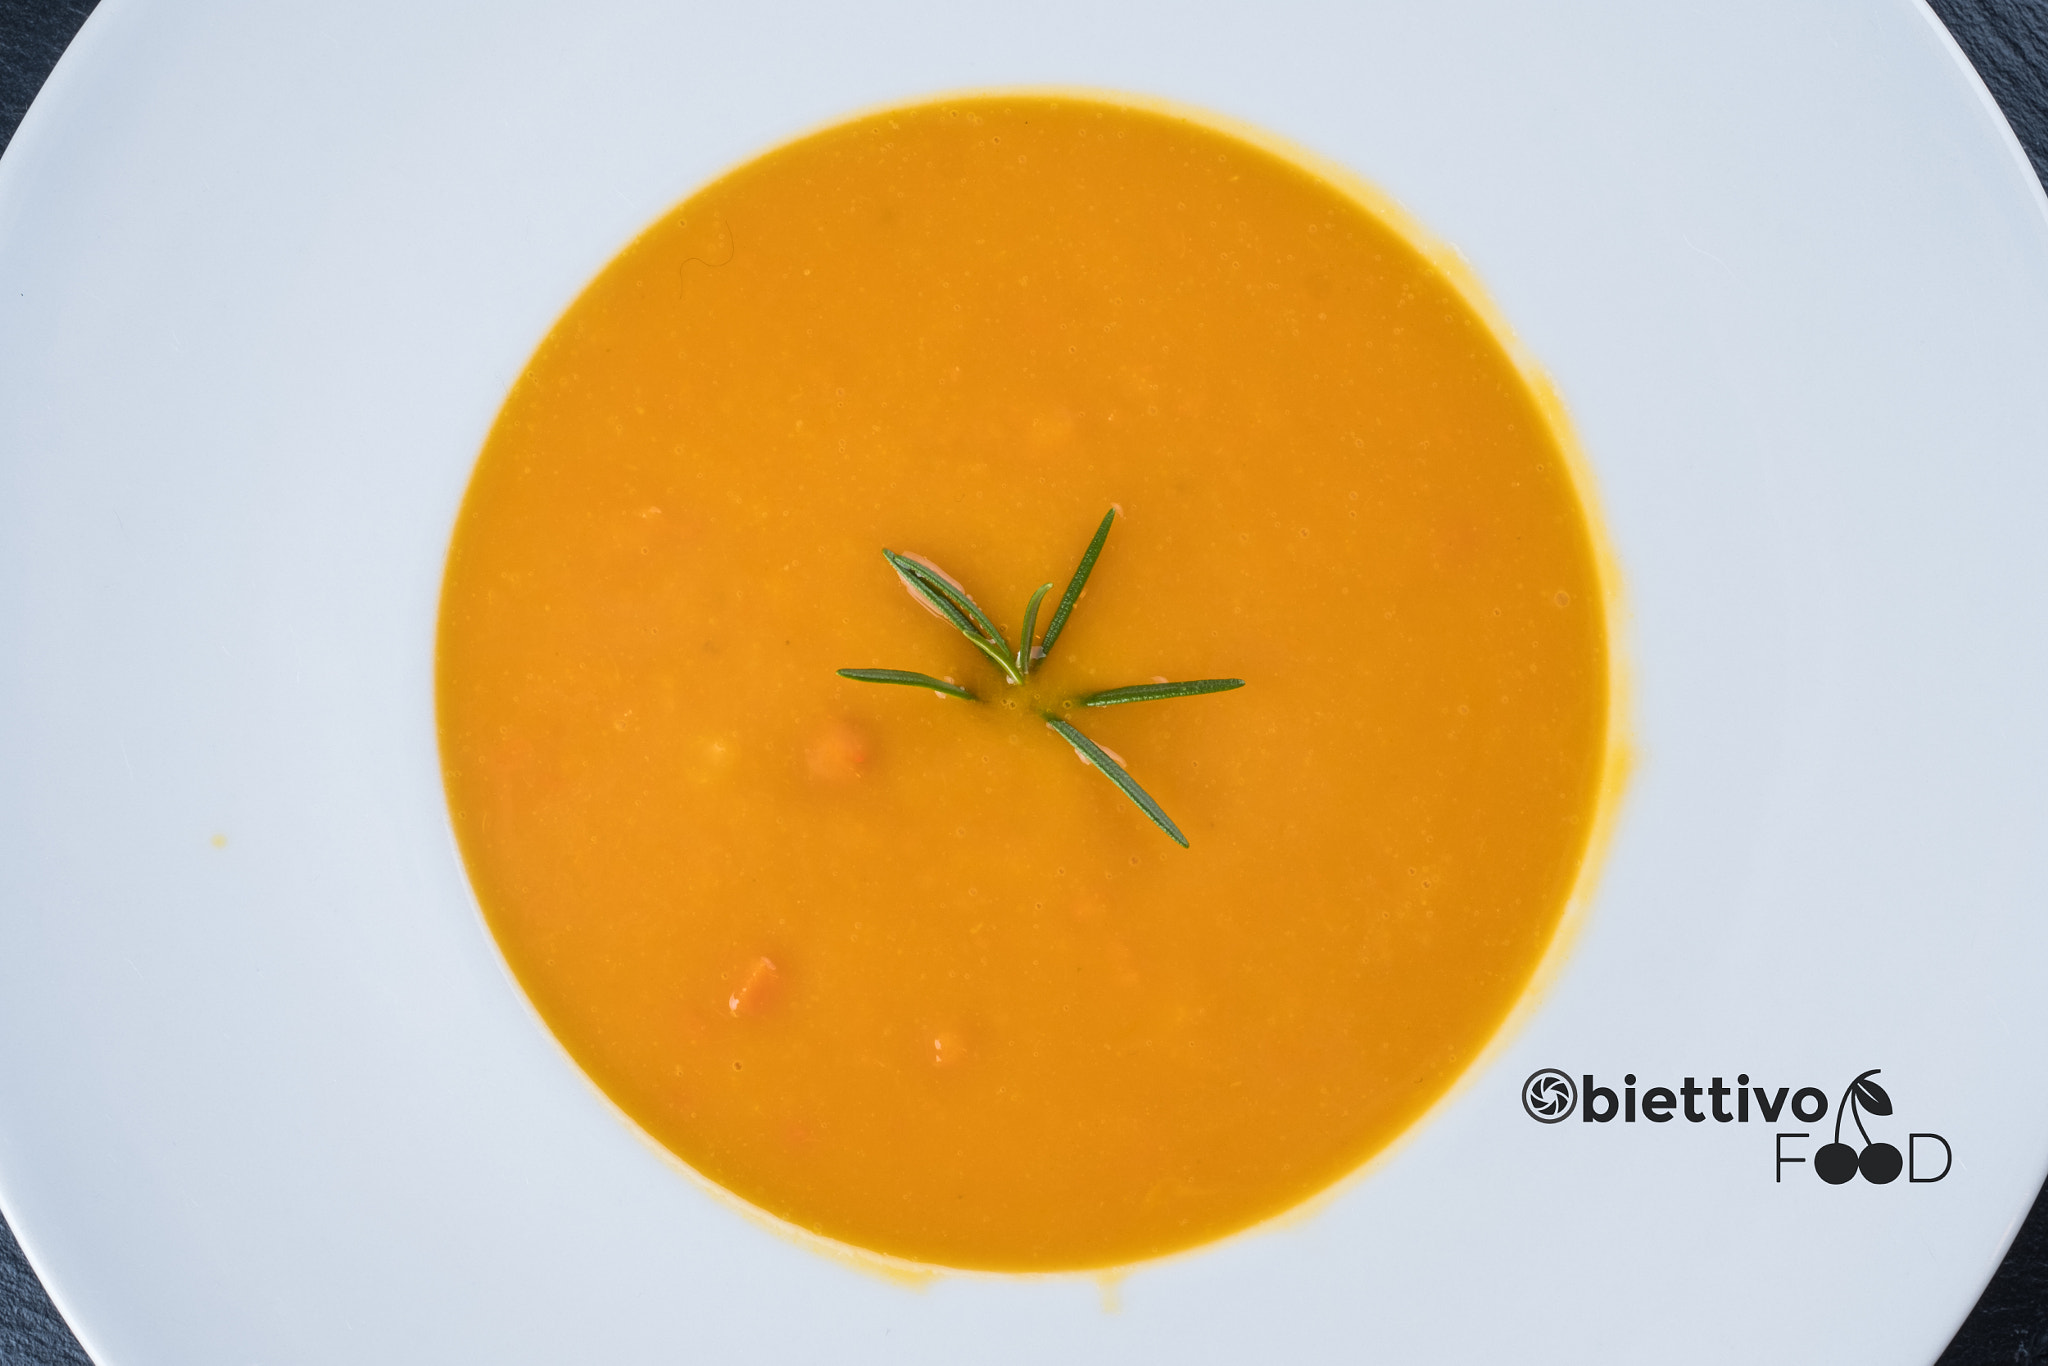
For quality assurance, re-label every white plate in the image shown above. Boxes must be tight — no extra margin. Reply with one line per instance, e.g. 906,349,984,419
4,1,2047,1362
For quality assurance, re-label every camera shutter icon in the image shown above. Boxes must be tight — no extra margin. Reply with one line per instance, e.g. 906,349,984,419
1522,1069,1577,1123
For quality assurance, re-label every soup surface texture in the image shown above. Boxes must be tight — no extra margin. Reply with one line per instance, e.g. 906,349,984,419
439,95,1611,1271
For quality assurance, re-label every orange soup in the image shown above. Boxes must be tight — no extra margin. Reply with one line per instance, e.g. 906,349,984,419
438,95,1613,1271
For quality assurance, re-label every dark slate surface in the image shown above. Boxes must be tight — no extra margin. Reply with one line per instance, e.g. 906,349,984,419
0,0,91,156
0,1214,87,1366
1,1,2045,1362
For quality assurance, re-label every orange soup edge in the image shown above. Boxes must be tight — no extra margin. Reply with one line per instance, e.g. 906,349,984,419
438,91,1625,1273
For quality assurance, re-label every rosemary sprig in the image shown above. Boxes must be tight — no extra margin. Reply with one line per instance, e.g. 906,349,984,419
1044,716,1189,847
1080,679,1244,707
835,668,975,701
837,506,1242,845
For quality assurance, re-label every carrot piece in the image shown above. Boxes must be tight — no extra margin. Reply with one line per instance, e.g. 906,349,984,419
728,956,780,1017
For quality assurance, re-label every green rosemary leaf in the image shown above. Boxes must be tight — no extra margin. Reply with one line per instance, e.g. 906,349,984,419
961,631,1024,683
1036,507,1115,664
836,668,976,701
924,565,1013,660
1043,715,1189,848
884,550,1021,683
1080,678,1245,707
883,549,979,638
1017,582,1053,677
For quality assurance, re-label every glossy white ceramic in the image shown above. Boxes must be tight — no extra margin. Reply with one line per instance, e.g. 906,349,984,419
3,1,2046,1362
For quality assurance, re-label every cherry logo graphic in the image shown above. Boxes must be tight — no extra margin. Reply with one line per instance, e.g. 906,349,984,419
1522,1069,1577,1123
1814,1069,1903,1184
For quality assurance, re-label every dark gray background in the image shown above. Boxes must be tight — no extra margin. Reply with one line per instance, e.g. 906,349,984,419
1,0,2045,1361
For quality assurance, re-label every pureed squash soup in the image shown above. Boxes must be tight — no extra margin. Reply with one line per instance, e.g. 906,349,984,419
438,94,1615,1271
